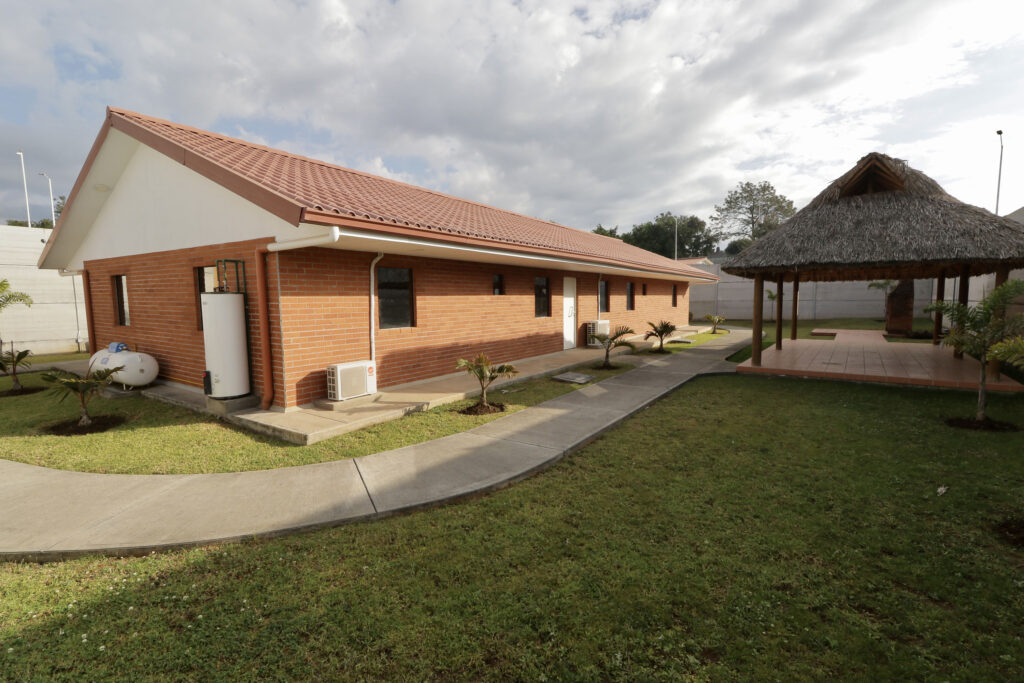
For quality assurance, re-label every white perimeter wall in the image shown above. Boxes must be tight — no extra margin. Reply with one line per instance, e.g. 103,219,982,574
688,263,986,321
1,226,87,354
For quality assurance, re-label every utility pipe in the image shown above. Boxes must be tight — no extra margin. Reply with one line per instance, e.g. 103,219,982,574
58,268,85,352
597,273,602,321
254,247,275,410
368,252,384,360
267,225,340,252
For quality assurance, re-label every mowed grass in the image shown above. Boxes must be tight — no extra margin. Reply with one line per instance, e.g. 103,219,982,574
2,375,1023,680
726,317,934,363
0,364,629,475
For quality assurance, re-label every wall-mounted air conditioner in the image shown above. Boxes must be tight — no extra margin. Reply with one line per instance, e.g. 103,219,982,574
586,320,610,347
326,360,377,401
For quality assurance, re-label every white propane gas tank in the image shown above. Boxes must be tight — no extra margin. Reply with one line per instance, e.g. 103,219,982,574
200,291,250,398
89,349,159,386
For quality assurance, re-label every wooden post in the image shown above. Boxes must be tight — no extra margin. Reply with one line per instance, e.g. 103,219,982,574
932,271,945,345
775,275,784,350
954,265,970,359
790,276,799,341
988,266,1011,378
752,275,764,367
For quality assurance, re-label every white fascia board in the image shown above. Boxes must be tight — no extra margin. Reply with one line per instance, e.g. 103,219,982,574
298,224,717,283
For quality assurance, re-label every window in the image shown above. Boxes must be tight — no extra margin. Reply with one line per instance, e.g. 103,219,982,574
493,274,505,296
378,267,414,329
534,277,550,317
626,282,635,311
672,284,678,308
599,280,609,313
642,283,647,296
194,266,218,329
113,275,130,326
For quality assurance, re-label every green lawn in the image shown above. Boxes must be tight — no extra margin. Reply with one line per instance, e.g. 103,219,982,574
2,375,1022,679
0,364,629,475
726,317,934,363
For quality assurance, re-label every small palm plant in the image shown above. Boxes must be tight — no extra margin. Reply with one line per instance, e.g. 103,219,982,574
593,325,636,369
704,313,726,334
765,288,776,322
0,278,32,347
0,348,32,392
925,279,1024,423
456,353,518,410
42,364,124,427
644,320,677,353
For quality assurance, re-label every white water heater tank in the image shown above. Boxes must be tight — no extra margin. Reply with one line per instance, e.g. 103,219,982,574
200,292,250,398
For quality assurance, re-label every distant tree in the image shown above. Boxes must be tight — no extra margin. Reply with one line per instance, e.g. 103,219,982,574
710,181,796,240
618,212,716,259
54,194,66,219
6,194,65,228
592,224,621,238
725,238,752,255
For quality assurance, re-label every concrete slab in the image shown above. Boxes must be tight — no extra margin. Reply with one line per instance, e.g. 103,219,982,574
541,381,667,413
355,433,560,513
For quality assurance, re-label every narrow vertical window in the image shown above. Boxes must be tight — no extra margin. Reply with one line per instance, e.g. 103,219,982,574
642,283,647,296
492,274,505,295
626,282,635,311
378,267,414,329
113,275,130,326
599,280,609,313
194,265,218,329
534,277,550,317
672,284,678,307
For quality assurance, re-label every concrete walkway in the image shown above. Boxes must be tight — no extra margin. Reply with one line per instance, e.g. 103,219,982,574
0,332,749,561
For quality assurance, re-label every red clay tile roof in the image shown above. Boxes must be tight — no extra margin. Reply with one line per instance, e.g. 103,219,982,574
106,107,714,280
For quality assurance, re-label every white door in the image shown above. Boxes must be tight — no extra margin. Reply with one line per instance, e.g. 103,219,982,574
563,277,577,349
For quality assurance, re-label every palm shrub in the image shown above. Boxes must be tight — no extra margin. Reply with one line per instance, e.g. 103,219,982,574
0,348,32,392
593,325,636,369
925,279,1024,423
704,313,726,334
42,364,124,427
644,320,676,353
456,353,518,409
0,278,32,347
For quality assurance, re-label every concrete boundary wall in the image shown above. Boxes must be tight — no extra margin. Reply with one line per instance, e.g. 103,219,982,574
686,263,1018,321
0,226,87,354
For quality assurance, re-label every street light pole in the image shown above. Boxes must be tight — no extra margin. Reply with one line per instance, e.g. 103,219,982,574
16,151,31,226
39,172,56,225
995,130,1004,215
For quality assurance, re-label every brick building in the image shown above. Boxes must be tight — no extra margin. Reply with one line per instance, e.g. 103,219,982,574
40,108,716,410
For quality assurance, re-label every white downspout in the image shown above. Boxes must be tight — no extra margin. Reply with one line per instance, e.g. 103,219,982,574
368,252,384,360
58,268,84,352
597,273,603,321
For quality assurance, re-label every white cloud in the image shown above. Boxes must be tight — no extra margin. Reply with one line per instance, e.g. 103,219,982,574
1,0,1023,229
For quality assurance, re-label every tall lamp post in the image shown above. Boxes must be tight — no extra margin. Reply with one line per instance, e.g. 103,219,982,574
38,172,56,226
16,151,31,226
996,130,1004,215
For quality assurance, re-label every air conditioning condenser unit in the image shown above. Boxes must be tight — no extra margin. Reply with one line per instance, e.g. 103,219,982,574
586,320,610,347
326,360,377,401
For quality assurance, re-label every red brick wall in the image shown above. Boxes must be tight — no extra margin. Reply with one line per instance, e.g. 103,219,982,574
85,242,691,409
276,248,691,407
83,238,284,403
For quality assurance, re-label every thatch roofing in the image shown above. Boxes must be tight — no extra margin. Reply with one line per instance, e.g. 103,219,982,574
723,152,1024,281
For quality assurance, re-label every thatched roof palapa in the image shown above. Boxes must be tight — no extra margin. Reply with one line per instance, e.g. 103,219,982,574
723,152,1024,282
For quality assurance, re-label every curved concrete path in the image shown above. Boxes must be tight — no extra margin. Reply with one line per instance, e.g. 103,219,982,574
1,333,750,561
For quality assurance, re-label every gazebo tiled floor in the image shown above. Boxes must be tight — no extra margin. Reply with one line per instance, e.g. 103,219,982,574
737,329,1024,393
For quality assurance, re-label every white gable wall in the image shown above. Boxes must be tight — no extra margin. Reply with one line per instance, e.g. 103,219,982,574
68,143,322,270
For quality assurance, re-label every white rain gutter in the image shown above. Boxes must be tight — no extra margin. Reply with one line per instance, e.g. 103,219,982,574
323,226,717,284
266,225,341,252
368,252,384,360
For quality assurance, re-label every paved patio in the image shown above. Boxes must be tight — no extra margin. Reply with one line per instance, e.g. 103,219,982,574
737,329,1024,392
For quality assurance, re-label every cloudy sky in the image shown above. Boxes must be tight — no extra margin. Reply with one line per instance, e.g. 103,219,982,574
2,0,1023,235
